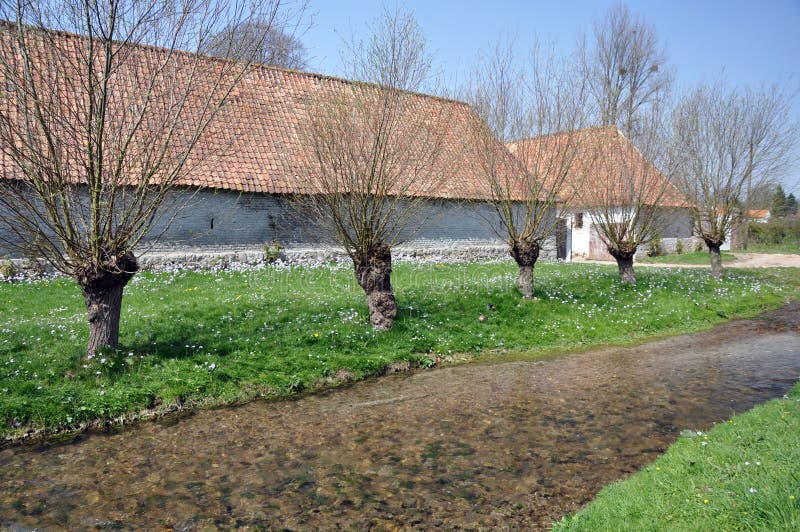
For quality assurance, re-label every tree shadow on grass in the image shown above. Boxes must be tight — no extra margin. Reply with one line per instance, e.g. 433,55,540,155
86,312,244,384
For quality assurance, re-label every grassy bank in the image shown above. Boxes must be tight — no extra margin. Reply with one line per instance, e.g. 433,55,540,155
744,243,800,255
639,251,736,265
553,380,800,531
1,261,797,441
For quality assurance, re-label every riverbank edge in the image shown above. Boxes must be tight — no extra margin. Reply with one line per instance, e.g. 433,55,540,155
2,296,795,449
552,379,800,530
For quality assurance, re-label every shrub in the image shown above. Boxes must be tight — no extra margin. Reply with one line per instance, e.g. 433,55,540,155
262,240,284,264
675,239,684,255
24,260,46,278
646,234,663,257
0,260,16,280
748,219,800,246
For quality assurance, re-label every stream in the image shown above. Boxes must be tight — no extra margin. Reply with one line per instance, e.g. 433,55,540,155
1,305,799,530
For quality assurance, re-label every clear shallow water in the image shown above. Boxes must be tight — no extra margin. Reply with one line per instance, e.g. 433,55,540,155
1,309,799,530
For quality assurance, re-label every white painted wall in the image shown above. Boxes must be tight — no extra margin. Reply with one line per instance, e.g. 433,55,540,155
557,206,695,260
558,207,630,258
0,186,558,261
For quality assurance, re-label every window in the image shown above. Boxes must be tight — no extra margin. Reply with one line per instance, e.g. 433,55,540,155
575,212,584,229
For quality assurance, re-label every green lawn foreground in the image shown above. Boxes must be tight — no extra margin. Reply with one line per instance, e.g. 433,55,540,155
1,260,797,442
553,380,800,531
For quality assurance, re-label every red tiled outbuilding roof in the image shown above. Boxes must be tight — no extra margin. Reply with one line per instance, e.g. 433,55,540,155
0,27,515,201
508,125,688,209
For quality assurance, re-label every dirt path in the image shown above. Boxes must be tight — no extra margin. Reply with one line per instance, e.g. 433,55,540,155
724,252,800,268
1,306,799,530
578,252,800,269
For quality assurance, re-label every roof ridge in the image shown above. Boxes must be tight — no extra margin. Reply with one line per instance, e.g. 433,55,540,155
0,19,528,202
507,124,620,146
255,68,469,108
0,19,469,109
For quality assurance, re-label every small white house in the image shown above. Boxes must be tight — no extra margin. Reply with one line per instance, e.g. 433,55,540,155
748,210,771,223
509,126,694,261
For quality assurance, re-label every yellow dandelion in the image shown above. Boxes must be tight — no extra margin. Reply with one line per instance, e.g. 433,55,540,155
703,499,710,504
314,332,319,338
790,495,796,501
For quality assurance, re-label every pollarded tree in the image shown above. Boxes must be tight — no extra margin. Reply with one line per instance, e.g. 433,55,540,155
297,7,459,329
578,2,677,284
467,42,589,298
580,120,682,284
0,0,292,355
669,82,797,278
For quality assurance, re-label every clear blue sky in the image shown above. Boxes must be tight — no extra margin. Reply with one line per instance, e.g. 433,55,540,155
300,0,800,193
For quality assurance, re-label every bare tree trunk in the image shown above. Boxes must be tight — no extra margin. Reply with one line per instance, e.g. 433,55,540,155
353,243,398,330
742,148,753,251
510,239,540,298
707,241,723,280
609,248,636,285
741,222,749,251
76,253,138,356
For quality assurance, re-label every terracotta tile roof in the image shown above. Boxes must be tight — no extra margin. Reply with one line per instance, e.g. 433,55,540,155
748,209,770,219
507,125,688,209
0,27,513,201
189,68,514,200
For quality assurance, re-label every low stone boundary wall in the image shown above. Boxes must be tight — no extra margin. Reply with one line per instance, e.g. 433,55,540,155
635,236,705,260
659,236,705,255
136,243,518,271
0,238,561,277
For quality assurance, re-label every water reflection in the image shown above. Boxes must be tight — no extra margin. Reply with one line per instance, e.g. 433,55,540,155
1,312,799,530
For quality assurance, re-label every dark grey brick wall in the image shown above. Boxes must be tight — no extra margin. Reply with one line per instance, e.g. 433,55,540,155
143,190,508,251
0,185,604,264
657,208,694,239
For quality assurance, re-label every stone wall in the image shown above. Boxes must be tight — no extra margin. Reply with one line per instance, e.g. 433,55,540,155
659,236,705,255
657,208,694,240
637,236,705,259
143,190,510,251
133,237,557,271
0,185,557,269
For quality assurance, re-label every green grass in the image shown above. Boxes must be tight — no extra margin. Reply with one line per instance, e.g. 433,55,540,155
742,243,800,255
639,251,737,265
553,380,800,531
1,261,797,441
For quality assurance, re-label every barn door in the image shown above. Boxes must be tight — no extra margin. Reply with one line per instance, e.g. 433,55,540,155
555,218,567,260
588,224,614,261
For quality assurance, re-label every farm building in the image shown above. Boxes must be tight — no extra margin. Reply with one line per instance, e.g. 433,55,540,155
0,26,532,265
508,126,694,261
0,27,690,267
